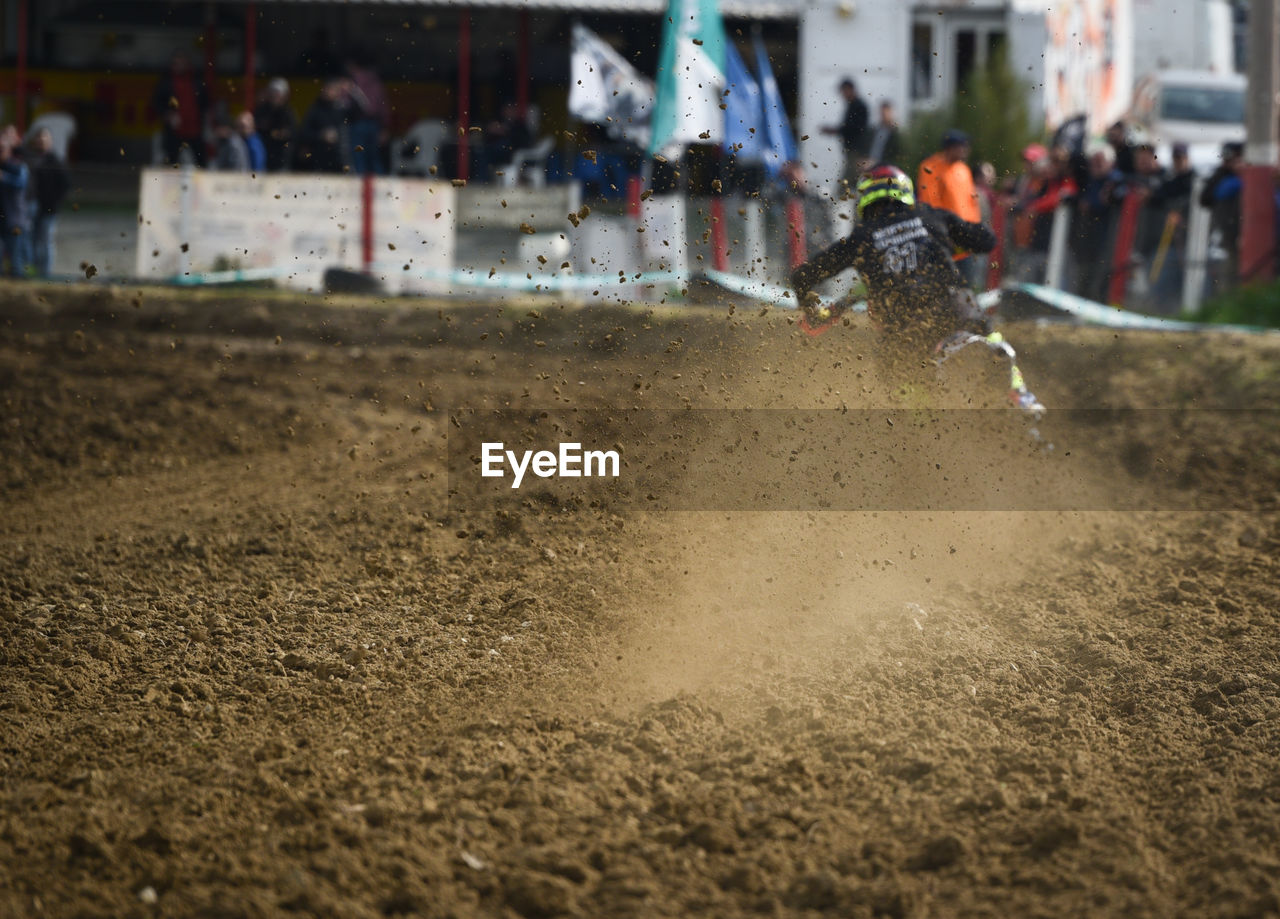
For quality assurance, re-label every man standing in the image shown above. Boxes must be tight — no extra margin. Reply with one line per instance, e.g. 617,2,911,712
864,100,901,170
1105,120,1136,176
1144,142,1195,308
153,51,209,167
1072,143,1123,301
237,111,267,173
344,54,390,175
254,78,296,172
916,130,982,286
26,128,69,278
1199,141,1244,294
822,78,869,192
297,79,353,174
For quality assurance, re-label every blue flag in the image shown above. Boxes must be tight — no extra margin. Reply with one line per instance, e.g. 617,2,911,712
723,39,763,163
754,34,796,178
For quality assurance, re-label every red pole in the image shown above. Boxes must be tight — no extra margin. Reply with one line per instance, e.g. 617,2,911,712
204,10,217,103
1241,0,1277,283
710,197,729,271
627,174,642,220
1107,191,1141,305
16,0,28,132
517,8,530,117
786,198,806,269
362,173,375,274
243,1,257,112
986,199,1006,289
1240,165,1277,283
457,8,471,182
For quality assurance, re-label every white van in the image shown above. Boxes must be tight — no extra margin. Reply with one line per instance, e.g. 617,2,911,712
1129,69,1247,174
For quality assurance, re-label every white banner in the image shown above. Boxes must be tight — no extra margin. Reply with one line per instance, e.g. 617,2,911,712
568,23,654,149
136,169,456,293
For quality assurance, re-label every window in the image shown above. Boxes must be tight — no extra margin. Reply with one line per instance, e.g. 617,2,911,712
911,22,934,101
955,29,976,91
1159,86,1245,125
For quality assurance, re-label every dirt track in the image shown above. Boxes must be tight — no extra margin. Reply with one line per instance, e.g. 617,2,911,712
2,281,1279,918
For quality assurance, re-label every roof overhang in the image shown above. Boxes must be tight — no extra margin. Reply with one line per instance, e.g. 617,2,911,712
208,0,803,19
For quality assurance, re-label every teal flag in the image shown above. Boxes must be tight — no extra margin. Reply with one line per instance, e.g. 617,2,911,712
648,0,729,158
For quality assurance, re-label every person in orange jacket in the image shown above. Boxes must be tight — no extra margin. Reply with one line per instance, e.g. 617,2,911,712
916,130,983,287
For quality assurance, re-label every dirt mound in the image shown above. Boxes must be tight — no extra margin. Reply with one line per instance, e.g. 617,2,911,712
2,282,1278,917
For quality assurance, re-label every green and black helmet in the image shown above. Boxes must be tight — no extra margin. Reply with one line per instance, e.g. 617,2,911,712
855,165,915,218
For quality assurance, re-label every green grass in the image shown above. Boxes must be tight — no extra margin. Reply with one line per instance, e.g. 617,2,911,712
1190,280,1280,329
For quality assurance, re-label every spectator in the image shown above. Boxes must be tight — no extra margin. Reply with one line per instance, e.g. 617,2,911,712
0,126,31,277
153,51,209,167
297,79,353,174
1013,146,1079,287
1129,143,1169,263
863,99,901,170
254,78,297,171
821,78,869,192
916,129,982,287
25,127,69,279
344,54,390,175
1199,141,1244,294
973,160,999,283
1072,143,1123,301
1144,142,1194,309
974,161,998,225
1008,144,1050,283
237,111,267,172
1105,120,1136,176
481,101,535,183
212,114,251,171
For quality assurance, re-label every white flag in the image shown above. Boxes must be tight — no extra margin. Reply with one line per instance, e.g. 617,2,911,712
569,23,654,150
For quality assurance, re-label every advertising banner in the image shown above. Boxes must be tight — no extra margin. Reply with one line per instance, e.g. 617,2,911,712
136,169,456,293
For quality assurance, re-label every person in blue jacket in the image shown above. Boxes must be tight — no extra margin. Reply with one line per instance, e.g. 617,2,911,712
0,125,31,278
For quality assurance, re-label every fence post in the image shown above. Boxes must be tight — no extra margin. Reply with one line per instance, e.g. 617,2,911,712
361,174,375,275
178,164,194,278
1182,176,1211,314
1044,202,1072,291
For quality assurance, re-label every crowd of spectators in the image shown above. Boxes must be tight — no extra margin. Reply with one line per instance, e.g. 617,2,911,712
151,48,540,183
814,75,1257,310
153,50,394,177
994,120,1248,309
902,117,1253,311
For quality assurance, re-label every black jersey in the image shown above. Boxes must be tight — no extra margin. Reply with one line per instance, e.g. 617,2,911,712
791,201,995,340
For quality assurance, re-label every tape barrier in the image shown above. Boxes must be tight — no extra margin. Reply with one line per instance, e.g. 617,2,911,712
171,266,295,286
695,269,846,311
373,264,689,294
1011,282,1275,334
165,261,1267,337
